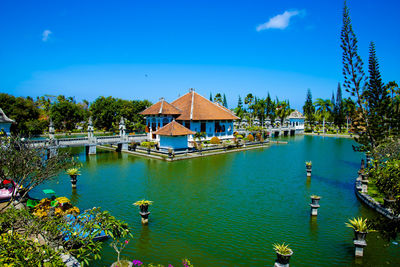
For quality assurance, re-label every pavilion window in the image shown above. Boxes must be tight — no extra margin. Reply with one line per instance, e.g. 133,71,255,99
185,121,191,129
215,121,221,132
201,122,206,133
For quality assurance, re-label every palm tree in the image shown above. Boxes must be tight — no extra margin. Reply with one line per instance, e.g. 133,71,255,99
276,100,292,126
314,98,333,133
255,98,267,127
342,98,356,132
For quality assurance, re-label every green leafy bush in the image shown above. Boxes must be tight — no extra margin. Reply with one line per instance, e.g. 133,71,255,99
141,141,156,148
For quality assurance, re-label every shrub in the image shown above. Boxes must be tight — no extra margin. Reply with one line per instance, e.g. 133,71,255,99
210,136,220,144
247,134,254,142
140,141,155,148
256,132,261,140
236,134,243,139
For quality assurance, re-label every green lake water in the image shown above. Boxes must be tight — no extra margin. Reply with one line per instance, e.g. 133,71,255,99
33,135,400,266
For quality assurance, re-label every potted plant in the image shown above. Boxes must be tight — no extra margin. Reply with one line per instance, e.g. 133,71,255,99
66,168,80,188
305,161,312,169
345,217,372,241
133,199,153,224
273,242,293,265
133,199,153,213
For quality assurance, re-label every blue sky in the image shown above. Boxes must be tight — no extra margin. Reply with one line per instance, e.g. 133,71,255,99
1,0,399,110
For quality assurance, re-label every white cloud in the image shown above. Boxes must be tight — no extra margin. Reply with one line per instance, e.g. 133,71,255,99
42,30,52,42
256,10,302,31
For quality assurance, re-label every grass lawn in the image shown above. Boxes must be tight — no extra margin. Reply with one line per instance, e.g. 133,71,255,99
368,180,385,204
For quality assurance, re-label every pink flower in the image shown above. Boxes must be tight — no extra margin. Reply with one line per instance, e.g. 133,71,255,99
125,240,129,244
132,260,143,266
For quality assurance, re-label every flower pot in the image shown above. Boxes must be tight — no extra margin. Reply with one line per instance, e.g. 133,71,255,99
140,204,149,213
111,260,133,267
70,175,77,187
276,250,293,265
354,231,367,241
311,197,320,205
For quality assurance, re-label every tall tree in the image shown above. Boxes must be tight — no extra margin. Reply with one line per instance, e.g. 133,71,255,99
361,42,391,144
234,96,244,121
223,94,228,108
209,92,213,102
214,93,223,104
303,89,315,127
0,93,46,136
340,1,372,148
334,83,345,131
50,96,85,131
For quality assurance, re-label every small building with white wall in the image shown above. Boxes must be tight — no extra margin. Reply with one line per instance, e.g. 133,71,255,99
140,89,238,148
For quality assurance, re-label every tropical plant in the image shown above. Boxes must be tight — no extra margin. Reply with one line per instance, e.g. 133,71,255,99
66,168,81,176
0,136,72,211
345,217,371,232
273,242,292,255
314,98,333,133
111,239,130,266
133,200,153,206
276,100,292,125
310,195,321,199
305,161,312,167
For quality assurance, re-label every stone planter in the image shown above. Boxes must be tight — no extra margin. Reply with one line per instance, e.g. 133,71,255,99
311,197,320,206
70,175,78,188
111,260,133,267
306,165,312,177
310,196,321,216
139,204,150,224
275,250,293,265
354,231,367,241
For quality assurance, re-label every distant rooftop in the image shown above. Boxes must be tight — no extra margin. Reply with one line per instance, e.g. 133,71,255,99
0,108,14,123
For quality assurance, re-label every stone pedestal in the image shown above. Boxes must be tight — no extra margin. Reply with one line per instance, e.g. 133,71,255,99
310,204,320,216
354,240,367,257
86,145,97,155
70,175,77,188
306,168,312,177
274,262,289,267
361,180,369,193
139,211,150,225
117,143,128,152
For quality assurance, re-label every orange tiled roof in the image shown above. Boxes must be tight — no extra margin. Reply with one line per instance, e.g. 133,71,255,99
154,120,195,136
171,90,239,121
140,98,181,115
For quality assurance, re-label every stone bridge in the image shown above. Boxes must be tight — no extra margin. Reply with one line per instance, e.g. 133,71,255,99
29,117,148,155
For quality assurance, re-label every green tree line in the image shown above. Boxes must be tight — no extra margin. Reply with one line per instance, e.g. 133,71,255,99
0,93,151,136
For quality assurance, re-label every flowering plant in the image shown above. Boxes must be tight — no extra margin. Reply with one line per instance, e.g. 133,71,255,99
111,239,130,265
